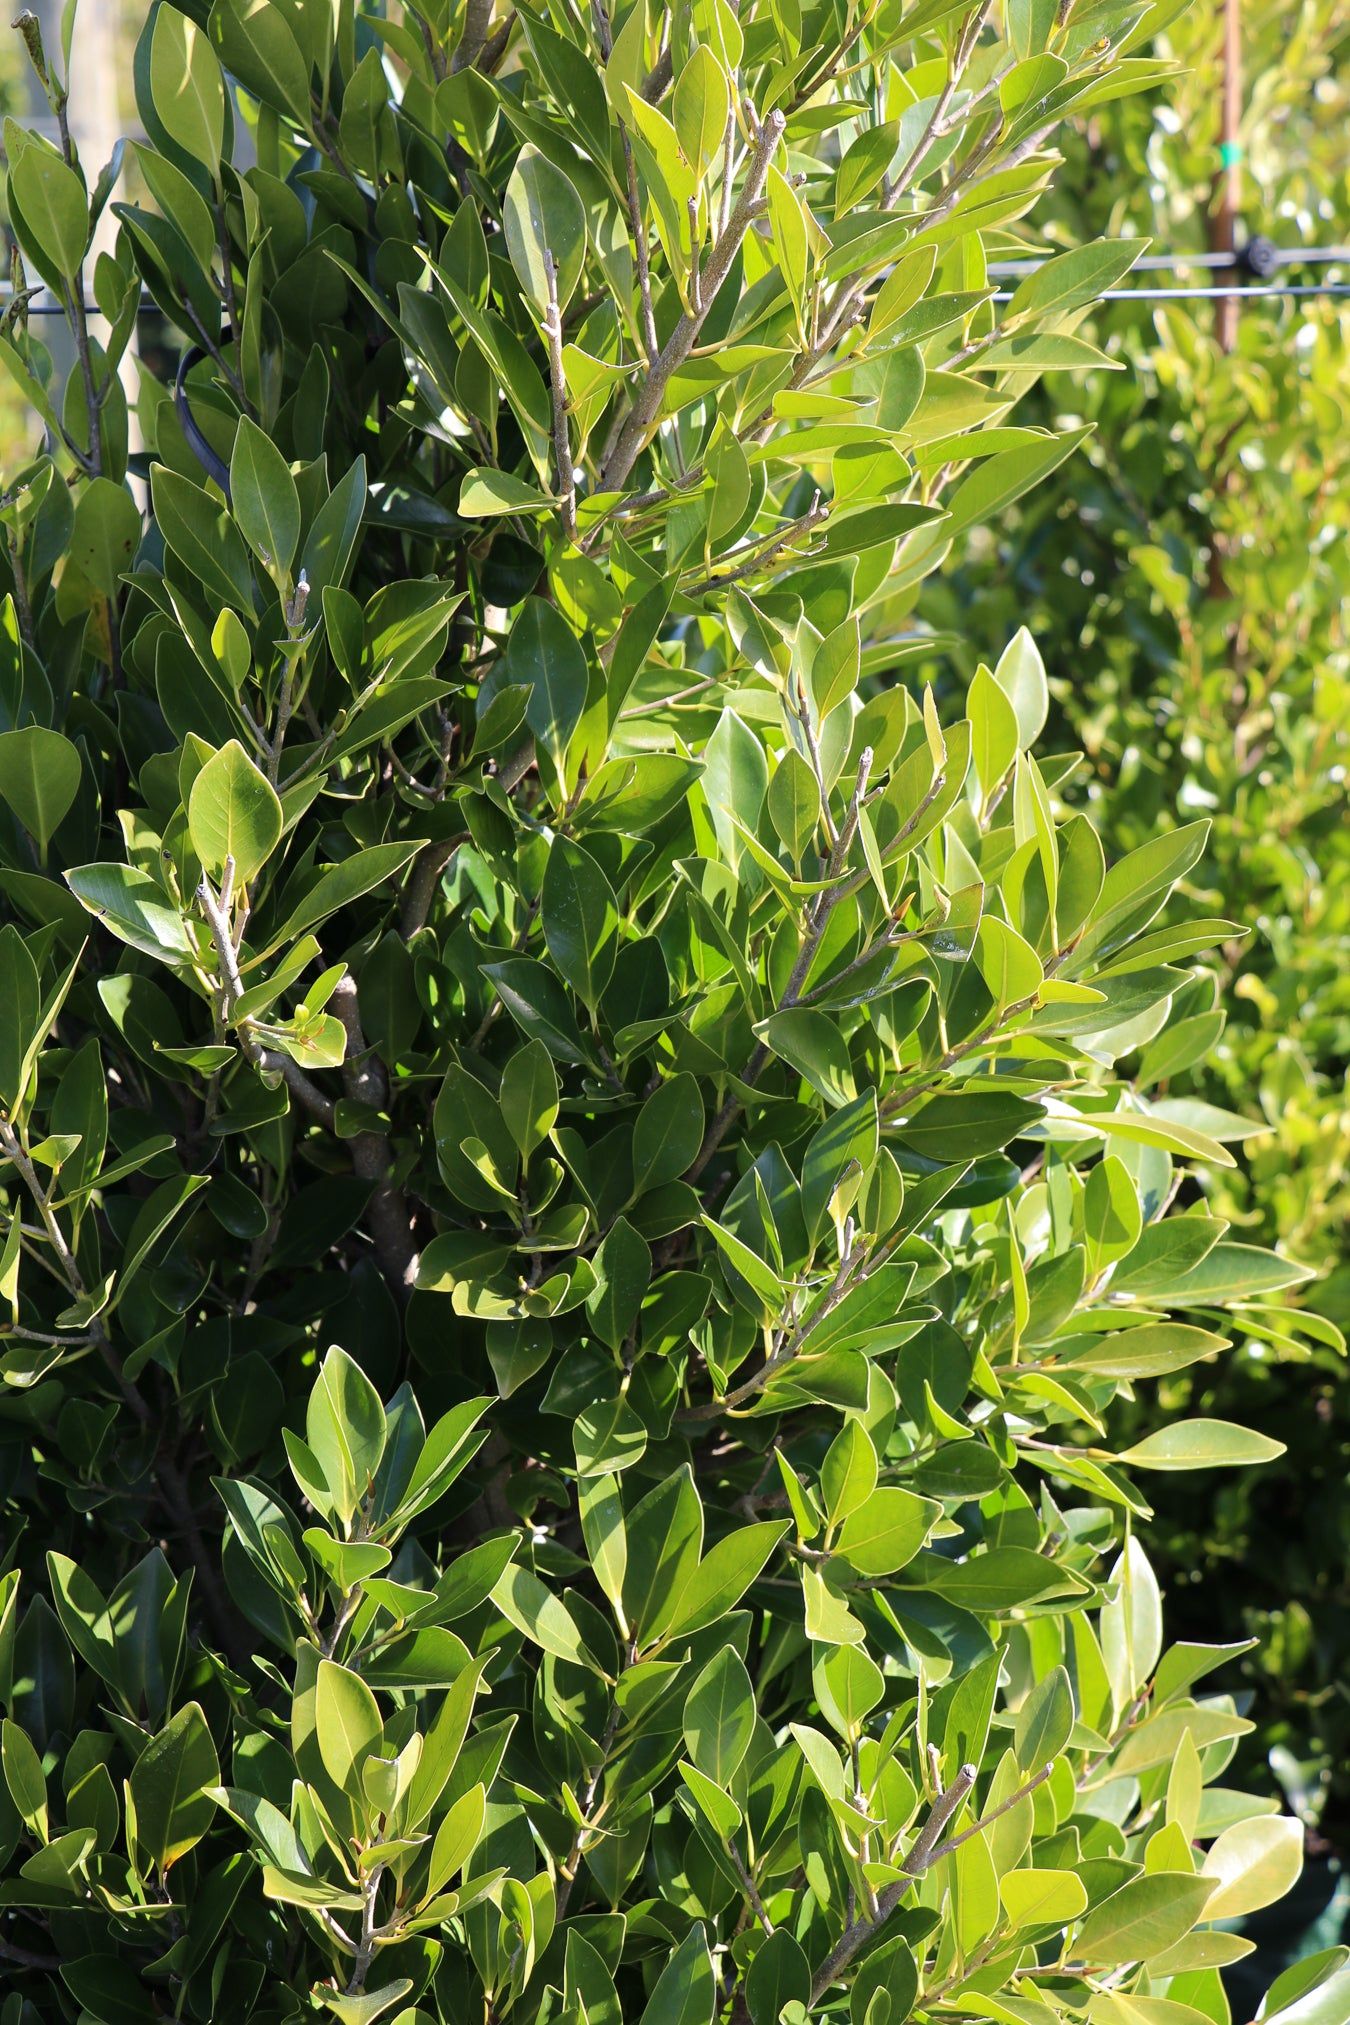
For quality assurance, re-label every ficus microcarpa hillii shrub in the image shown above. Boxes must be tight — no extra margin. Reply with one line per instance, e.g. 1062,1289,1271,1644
0,0,1336,2021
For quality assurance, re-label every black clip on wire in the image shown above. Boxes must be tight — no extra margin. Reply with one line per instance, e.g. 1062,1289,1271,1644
1236,237,1281,280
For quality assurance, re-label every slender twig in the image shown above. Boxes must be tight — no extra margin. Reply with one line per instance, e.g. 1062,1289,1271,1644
728,1841,775,1935
786,3,879,113
917,1935,1004,2010
680,493,827,598
685,747,873,1186
4,526,35,647
182,298,250,409
593,0,660,366
0,1121,112,1353
269,572,310,786
556,1693,624,1916
343,1863,385,1994
542,251,576,540
798,924,912,1006
927,1761,1055,1861
881,72,962,209
198,867,250,1030
920,119,1058,236
401,834,467,938
782,749,872,1004
879,992,1041,1117
599,111,785,493
687,1075,762,1191
943,318,1008,371
822,756,949,920
0,1934,61,1970
616,672,718,721
197,864,337,1124
321,1582,365,1660
330,977,418,1297
931,58,1015,138
0,1116,158,1451
314,1907,358,1956
1077,1692,1151,1789
2,1321,95,1347
679,1228,862,1422
810,1764,977,2002
795,672,839,848
53,99,103,477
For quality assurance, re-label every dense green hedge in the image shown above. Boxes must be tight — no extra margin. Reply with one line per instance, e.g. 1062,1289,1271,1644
0,0,1341,2021
914,0,1350,1835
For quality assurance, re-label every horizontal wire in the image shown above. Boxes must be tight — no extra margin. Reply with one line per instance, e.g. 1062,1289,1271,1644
4,300,157,317
5,249,1350,325
987,245,1350,276
10,281,1350,320
990,281,1350,302
1130,246,1350,271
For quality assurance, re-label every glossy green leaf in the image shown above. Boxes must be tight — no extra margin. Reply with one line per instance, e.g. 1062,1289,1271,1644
1117,1421,1286,1471
314,1659,383,1795
1013,1665,1073,1770
1073,1871,1216,1965
128,1702,219,1875
1000,1866,1088,1927
639,1922,716,2025
150,7,226,167
542,840,620,1007
188,740,283,887
836,1489,938,1576
0,727,81,857
8,143,88,283
491,1564,593,1668
502,147,587,310
231,419,301,579
660,1525,790,1645
683,1645,756,1783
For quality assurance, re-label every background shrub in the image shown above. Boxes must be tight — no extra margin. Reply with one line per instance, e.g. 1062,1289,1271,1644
914,0,1350,1843
0,0,1339,2020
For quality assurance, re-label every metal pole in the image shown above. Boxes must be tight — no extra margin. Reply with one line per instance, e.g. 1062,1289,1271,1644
18,0,75,402
1207,0,1245,727
1213,0,1243,351
67,0,141,479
